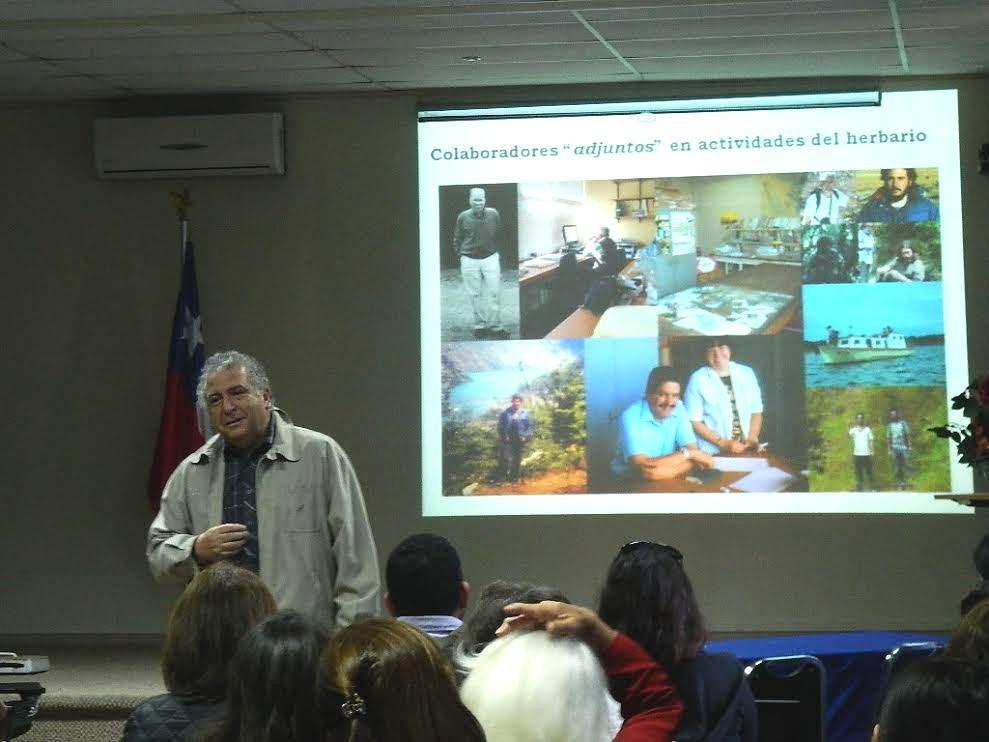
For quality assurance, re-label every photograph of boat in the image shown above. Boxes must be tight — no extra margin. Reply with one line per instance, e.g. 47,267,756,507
818,331,913,364
803,282,944,388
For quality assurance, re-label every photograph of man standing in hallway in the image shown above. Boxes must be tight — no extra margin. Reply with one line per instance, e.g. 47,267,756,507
438,183,520,342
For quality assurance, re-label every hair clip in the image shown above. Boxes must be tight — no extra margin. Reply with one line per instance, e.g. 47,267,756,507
341,692,366,720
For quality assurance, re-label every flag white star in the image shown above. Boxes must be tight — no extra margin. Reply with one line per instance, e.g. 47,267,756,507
181,307,204,358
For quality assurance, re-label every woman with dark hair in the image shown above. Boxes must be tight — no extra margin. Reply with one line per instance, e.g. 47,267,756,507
946,598,989,664
597,541,756,742
203,611,328,742
873,656,989,741
123,562,277,742
324,617,486,742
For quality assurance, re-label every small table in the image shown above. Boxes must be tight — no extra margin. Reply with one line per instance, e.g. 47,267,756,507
618,453,804,493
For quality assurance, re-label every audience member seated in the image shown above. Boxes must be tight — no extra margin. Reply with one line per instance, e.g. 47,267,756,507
123,562,277,742
460,600,683,742
872,656,989,742
597,541,757,742
324,617,486,742
960,532,989,615
445,579,568,683
946,599,989,663
202,610,327,742
385,533,469,640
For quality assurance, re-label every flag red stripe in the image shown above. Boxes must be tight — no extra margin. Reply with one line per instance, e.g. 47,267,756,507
148,369,204,510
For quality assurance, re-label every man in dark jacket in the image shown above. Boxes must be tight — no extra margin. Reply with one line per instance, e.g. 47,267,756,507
497,394,534,481
857,168,939,223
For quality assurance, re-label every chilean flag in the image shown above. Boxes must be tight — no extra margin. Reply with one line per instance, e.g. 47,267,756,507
148,240,206,512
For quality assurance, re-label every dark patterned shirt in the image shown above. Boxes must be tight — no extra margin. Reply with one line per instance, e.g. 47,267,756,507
221,416,275,573
719,375,744,441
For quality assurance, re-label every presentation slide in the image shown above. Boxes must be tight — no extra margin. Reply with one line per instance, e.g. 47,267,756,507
418,90,971,516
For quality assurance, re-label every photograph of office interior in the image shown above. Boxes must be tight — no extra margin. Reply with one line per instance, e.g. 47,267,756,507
517,173,806,339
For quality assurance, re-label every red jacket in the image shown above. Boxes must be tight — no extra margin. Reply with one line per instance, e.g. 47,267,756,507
603,632,685,741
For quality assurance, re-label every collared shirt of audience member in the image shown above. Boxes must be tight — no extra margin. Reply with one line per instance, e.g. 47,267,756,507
857,168,940,224
684,340,763,456
497,394,534,482
849,412,875,491
876,242,926,282
801,172,849,225
385,533,469,641
453,187,508,339
886,409,912,491
614,365,715,481
147,350,380,630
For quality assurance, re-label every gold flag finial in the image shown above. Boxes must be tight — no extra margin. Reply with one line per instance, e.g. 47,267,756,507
170,189,192,221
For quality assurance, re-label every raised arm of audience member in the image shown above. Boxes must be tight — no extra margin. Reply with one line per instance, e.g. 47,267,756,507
498,600,684,742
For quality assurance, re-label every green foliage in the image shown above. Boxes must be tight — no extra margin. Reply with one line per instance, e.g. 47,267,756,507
806,386,951,491
872,222,941,281
441,360,587,495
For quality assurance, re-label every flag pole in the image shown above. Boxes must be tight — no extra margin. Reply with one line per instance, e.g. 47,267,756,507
171,188,191,262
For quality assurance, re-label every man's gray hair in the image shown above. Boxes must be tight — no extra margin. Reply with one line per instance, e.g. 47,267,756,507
197,350,273,408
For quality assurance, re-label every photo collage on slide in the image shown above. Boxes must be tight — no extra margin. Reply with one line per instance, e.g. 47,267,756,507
437,169,948,497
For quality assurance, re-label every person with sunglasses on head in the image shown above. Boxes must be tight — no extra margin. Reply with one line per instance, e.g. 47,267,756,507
597,541,757,742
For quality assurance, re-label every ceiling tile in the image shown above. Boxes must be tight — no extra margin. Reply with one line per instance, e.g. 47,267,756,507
58,49,338,74
7,32,308,59
0,0,237,21
299,22,589,49
616,30,893,59
101,65,369,88
369,58,628,83
273,9,573,32
0,18,273,41
0,44,30,60
0,58,65,78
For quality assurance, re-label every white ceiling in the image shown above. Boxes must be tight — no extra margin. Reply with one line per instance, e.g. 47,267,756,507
0,0,986,102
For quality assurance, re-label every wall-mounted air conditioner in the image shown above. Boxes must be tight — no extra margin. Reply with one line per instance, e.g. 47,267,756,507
94,112,285,179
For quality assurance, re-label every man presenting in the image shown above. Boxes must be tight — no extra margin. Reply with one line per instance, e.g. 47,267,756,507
147,350,379,629
684,339,764,455
612,366,714,481
454,187,507,339
857,168,939,223
497,394,533,482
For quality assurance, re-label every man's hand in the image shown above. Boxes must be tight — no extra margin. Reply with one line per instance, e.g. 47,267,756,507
690,449,716,469
496,600,617,652
721,438,747,454
194,523,248,564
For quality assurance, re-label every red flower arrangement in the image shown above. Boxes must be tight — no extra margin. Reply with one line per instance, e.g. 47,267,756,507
930,376,989,476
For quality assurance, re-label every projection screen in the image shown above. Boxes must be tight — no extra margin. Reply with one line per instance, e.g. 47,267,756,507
419,89,971,516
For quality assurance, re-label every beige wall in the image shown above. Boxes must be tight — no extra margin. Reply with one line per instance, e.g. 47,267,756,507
3,76,989,635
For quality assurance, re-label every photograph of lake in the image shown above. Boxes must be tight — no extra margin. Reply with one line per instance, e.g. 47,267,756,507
805,342,945,387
